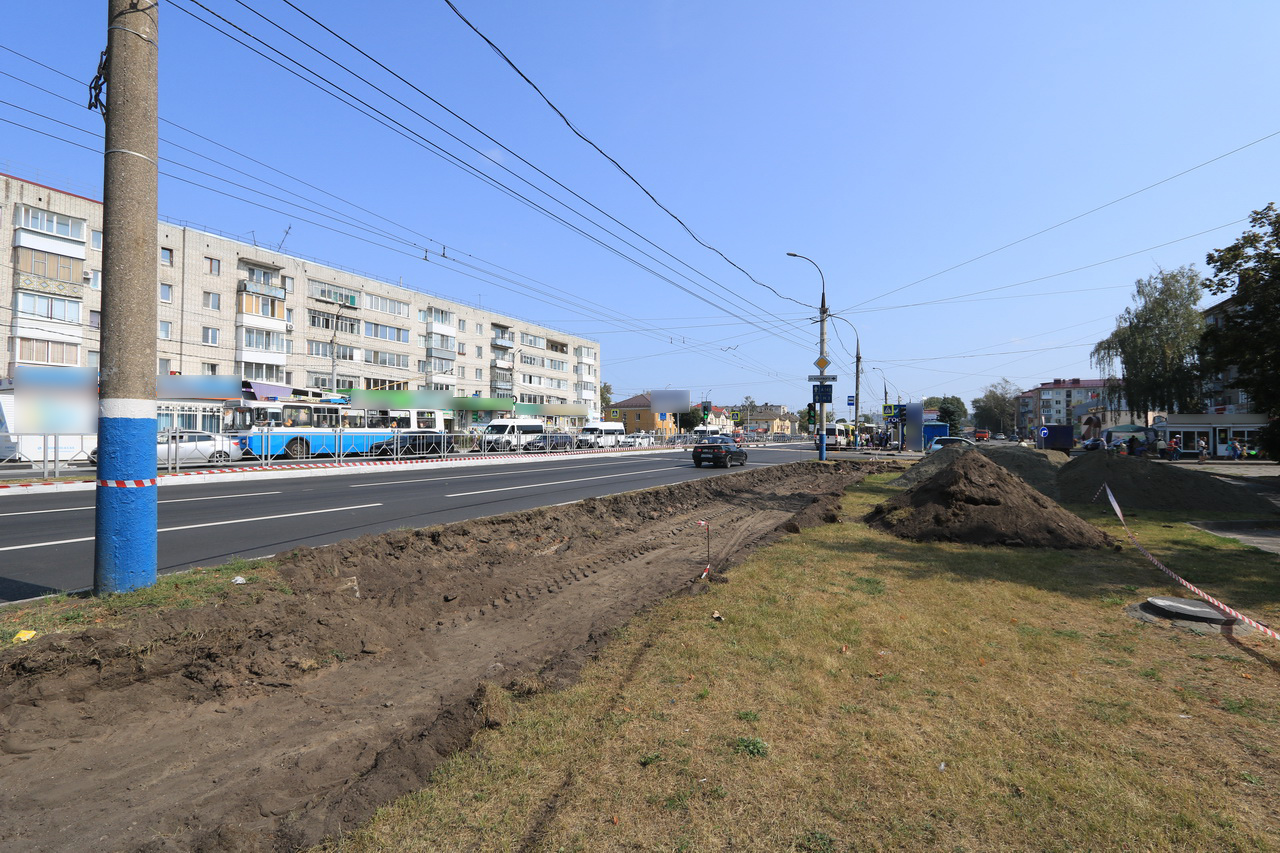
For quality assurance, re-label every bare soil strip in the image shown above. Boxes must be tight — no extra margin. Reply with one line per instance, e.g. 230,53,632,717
0,460,895,853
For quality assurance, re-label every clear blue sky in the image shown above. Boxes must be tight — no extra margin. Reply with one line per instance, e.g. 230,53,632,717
3,2,1276,416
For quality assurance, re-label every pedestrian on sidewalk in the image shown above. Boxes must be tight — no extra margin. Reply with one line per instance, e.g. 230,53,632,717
1197,437,1209,463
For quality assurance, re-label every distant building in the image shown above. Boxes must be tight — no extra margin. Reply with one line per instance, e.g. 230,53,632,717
1201,295,1255,415
1017,377,1142,438
606,393,677,436
1,172,601,427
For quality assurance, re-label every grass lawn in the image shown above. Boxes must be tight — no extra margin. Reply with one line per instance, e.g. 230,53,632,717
318,473,1280,852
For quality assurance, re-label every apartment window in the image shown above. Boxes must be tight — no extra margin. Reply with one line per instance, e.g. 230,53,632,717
159,283,173,302
201,326,219,345
159,321,172,339
520,332,545,348
89,310,101,329
204,257,221,275
202,362,218,375
237,292,284,319
18,338,79,365
241,328,286,352
19,205,85,240
247,267,274,286
475,345,483,359
89,270,101,290
365,294,410,317
457,319,466,332
281,275,294,293
202,291,221,310
285,308,294,324
91,230,103,250
87,350,99,369
430,307,452,324
475,323,485,336
363,321,409,343
549,359,568,371
457,342,467,356
17,292,81,323
635,413,642,423
364,350,409,368
158,358,172,374
160,247,173,266
238,362,284,382
475,368,483,380
308,279,359,306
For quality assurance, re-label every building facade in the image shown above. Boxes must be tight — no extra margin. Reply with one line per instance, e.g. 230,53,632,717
2,173,600,426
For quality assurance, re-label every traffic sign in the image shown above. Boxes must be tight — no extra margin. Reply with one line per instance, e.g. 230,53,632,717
814,355,831,372
847,396,855,406
886,417,900,424
807,374,837,383
1039,426,1049,438
812,384,833,404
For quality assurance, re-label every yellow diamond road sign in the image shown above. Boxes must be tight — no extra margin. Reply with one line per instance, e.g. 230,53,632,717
814,356,831,372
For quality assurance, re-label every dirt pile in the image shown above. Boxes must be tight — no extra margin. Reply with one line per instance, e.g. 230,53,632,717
1057,452,1280,515
892,443,1068,499
867,450,1113,548
0,460,898,853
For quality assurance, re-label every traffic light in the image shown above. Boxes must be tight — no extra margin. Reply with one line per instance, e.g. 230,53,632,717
701,401,710,417
807,402,816,426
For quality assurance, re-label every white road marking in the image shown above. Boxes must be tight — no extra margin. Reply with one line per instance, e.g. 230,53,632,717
0,491,284,517
349,457,666,488
446,468,674,497
0,503,383,552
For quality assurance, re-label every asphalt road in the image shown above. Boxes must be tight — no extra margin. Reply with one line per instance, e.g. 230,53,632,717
0,444,831,604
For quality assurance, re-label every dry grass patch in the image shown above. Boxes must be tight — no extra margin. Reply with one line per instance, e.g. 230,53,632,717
0,558,286,641
319,474,1280,852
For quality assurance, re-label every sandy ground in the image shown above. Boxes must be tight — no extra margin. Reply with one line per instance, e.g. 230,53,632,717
0,460,898,853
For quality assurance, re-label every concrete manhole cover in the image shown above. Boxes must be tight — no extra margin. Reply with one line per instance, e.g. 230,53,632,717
1146,596,1233,624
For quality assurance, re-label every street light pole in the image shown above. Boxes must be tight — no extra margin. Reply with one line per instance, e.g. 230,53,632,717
787,252,827,461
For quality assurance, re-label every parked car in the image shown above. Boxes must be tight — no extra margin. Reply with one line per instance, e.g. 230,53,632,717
619,433,655,447
90,431,245,467
368,430,455,457
925,436,977,454
521,433,574,452
1081,437,1105,451
692,435,748,468
994,433,1007,441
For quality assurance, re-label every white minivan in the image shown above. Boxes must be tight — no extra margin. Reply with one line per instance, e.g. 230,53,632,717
575,420,626,448
478,418,545,452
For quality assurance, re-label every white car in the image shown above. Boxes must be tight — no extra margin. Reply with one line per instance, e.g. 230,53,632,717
90,431,244,467
925,436,977,454
620,433,655,447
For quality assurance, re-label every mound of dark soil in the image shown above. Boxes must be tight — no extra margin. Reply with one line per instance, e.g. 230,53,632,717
892,443,1067,499
867,450,1113,549
0,459,899,853
1057,451,1279,516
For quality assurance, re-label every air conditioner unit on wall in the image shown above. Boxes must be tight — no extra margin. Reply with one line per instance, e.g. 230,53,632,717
286,323,294,332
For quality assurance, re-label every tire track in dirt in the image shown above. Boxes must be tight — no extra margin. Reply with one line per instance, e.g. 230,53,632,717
0,460,897,852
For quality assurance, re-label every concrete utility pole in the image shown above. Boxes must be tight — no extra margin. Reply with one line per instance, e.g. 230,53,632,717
95,0,159,595
854,338,861,447
787,252,828,461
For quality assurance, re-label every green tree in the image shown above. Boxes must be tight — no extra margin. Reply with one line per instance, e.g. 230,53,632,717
970,380,1020,434
599,382,613,409
923,395,968,435
1090,266,1206,417
1204,203,1280,458
935,398,966,436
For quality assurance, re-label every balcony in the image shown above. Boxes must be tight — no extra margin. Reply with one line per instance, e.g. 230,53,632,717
490,379,513,391
425,347,456,361
491,357,514,370
238,279,287,300
491,334,515,349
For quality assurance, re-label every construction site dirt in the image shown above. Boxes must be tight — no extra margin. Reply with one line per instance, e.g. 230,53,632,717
0,459,900,853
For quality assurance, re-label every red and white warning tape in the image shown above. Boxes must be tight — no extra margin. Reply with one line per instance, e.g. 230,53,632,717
1103,483,1278,641
97,478,157,488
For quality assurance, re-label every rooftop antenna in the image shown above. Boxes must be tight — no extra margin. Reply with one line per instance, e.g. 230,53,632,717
278,224,291,251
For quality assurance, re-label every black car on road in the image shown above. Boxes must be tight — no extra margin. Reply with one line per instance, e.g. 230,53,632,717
368,430,455,457
692,435,748,468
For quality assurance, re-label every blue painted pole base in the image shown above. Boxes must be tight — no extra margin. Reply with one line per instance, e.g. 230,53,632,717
94,411,158,595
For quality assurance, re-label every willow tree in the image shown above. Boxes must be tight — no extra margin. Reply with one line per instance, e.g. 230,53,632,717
1091,266,1206,417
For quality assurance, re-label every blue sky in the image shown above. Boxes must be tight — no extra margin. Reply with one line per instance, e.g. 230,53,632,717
3,2,1276,416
